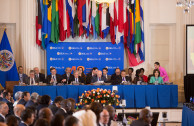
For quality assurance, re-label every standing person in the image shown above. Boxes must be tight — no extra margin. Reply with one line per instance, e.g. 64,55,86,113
17,92,30,106
140,68,148,82
34,67,45,83
46,67,62,85
154,62,169,82
0,101,9,122
61,67,74,84
18,66,28,84
102,68,111,83
150,69,163,84
86,67,98,84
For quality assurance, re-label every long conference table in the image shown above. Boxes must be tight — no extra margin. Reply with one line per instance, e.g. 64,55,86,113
182,105,194,126
13,85,178,108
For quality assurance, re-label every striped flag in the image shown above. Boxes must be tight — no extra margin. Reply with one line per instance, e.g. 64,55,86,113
91,0,97,39
36,0,42,46
51,0,59,43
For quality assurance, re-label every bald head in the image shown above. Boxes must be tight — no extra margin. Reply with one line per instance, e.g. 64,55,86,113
97,70,102,78
39,108,53,123
99,109,109,125
14,104,25,117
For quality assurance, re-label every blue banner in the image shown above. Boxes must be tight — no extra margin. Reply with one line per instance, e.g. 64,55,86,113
46,42,124,75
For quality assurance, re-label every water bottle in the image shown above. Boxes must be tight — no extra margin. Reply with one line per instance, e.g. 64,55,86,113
190,97,192,103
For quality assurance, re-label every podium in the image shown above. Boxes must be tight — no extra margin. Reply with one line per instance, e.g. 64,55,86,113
6,81,19,96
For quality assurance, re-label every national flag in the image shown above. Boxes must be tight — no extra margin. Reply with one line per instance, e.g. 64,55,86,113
36,0,42,46
95,4,100,36
91,0,97,39
82,0,91,37
98,4,103,38
118,0,123,33
59,0,66,41
101,6,110,39
0,30,19,87
77,0,86,36
115,0,122,44
109,2,115,44
51,0,59,43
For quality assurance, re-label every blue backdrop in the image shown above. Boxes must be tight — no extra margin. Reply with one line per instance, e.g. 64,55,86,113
46,42,124,75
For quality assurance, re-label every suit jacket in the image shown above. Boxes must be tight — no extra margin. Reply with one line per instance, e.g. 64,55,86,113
110,74,122,85
46,74,62,85
0,115,5,122
130,119,149,126
2,98,13,116
103,75,111,83
49,104,59,115
35,73,45,83
15,115,21,124
55,108,69,119
19,122,28,126
25,100,36,108
86,73,96,84
118,76,132,84
24,77,39,85
17,99,27,106
91,76,106,83
61,73,74,84
70,76,85,84
0,97,3,101
18,73,28,83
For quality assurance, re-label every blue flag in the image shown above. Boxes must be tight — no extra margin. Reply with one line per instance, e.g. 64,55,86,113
0,30,19,87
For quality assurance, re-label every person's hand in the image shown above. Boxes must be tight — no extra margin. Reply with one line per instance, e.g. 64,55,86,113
62,79,66,83
50,78,54,83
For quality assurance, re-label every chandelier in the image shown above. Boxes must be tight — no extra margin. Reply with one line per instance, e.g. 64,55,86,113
176,0,194,13
95,0,116,4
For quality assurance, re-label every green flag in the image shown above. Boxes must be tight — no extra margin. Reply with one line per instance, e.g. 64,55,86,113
51,0,59,43
95,4,99,35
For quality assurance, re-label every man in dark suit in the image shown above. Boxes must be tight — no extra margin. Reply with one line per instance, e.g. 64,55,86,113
2,92,14,116
111,68,122,85
70,70,85,84
34,67,45,83
103,68,111,83
118,70,132,84
131,109,153,126
55,99,72,119
14,104,25,124
25,92,39,108
46,67,62,85
0,90,6,102
19,109,35,126
24,70,39,85
61,67,74,84
17,91,30,106
86,67,98,84
91,70,106,83
18,66,28,84
99,109,110,126
0,101,9,122
49,96,64,115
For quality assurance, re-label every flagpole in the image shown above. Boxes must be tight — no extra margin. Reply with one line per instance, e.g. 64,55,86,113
4,25,6,31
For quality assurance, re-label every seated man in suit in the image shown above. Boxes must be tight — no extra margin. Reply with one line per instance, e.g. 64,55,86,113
119,70,132,84
24,70,39,85
131,109,153,126
46,67,62,85
0,101,9,122
91,70,106,83
17,92,30,106
99,109,110,126
18,66,28,85
111,68,121,85
34,67,45,83
25,92,39,108
14,104,25,124
61,67,74,84
103,68,111,83
2,92,14,116
19,109,35,126
49,96,64,115
55,99,72,119
86,67,98,84
70,70,85,84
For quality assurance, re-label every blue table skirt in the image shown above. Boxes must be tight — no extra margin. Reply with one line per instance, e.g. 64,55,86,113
182,105,194,126
13,85,178,108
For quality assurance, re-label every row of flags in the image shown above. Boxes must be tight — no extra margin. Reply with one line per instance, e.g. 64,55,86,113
36,0,145,66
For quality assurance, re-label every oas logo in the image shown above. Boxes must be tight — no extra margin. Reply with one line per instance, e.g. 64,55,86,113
105,58,109,61
78,52,81,55
0,50,14,71
106,47,109,50
87,58,90,61
68,58,72,61
68,47,72,50
98,52,101,55
87,47,90,50
50,46,53,50
50,58,53,61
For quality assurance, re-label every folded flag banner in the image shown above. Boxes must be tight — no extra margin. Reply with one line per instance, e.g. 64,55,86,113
35,0,144,67
0,30,19,87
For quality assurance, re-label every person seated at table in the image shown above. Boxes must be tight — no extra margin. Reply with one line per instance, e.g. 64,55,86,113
61,67,74,84
131,108,153,126
17,91,30,106
86,67,98,84
111,68,121,85
34,67,45,83
119,70,131,84
70,70,85,84
154,62,169,83
91,70,106,83
150,69,163,84
102,68,111,83
46,67,62,85
140,68,148,82
133,69,144,84
18,66,28,84
77,66,86,82
24,70,39,85
127,68,134,80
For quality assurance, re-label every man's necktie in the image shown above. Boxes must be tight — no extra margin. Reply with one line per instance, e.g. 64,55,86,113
31,79,33,85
